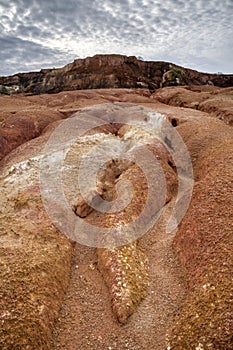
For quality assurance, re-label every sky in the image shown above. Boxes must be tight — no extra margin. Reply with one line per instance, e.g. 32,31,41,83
0,0,232,76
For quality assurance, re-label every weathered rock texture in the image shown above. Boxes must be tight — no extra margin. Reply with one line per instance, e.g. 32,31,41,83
94,154,176,324
0,89,150,161
0,87,232,349
0,98,178,348
166,118,233,349
59,103,179,324
0,54,232,95
153,85,233,125
0,148,74,349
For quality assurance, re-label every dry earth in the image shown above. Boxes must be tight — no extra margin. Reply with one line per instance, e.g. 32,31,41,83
0,87,232,349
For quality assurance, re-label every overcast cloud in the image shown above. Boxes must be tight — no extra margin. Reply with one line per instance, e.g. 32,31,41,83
0,0,232,76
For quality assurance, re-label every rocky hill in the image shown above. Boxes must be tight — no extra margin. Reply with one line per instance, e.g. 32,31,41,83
0,54,232,95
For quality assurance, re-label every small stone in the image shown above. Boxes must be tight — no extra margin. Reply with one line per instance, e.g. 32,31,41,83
88,263,95,270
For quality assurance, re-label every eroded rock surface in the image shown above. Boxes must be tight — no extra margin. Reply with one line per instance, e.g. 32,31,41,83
0,89,151,161
0,100,179,348
168,118,233,349
152,85,233,125
0,152,74,349
0,54,232,95
0,88,232,349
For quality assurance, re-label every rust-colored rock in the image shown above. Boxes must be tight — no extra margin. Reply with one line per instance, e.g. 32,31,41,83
0,54,232,95
167,117,233,349
97,243,149,324
152,85,233,125
0,110,64,161
0,87,232,349
81,137,177,323
0,154,74,350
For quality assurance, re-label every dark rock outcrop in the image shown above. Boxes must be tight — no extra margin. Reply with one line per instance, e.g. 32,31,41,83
0,54,232,95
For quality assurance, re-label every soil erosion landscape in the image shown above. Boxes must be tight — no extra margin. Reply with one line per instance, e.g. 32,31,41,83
0,55,232,350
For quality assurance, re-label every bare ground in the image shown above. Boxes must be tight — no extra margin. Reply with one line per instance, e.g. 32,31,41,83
52,200,186,350
0,88,232,349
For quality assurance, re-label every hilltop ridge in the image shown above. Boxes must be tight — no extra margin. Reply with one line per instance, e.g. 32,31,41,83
0,54,232,95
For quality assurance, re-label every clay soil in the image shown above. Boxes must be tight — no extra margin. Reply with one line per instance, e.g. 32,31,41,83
0,87,232,350
51,200,186,350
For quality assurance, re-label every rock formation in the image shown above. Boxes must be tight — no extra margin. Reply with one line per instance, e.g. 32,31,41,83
0,86,232,349
160,64,186,87
168,116,233,349
152,85,233,125
0,55,233,95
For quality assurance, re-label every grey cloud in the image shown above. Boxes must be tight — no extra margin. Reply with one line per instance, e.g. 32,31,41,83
16,24,44,38
0,35,75,76
0,0,232,75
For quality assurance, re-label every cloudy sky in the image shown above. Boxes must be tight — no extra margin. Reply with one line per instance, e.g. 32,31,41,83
0,0,232,76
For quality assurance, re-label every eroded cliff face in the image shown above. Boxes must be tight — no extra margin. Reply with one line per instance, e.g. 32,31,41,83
0,88,232,349
0,54,232,95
